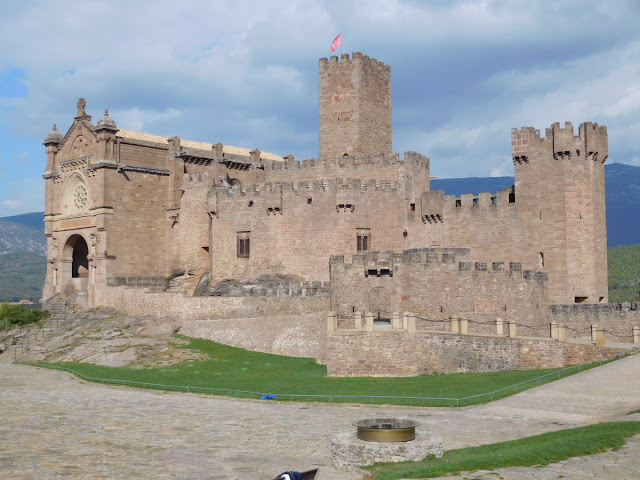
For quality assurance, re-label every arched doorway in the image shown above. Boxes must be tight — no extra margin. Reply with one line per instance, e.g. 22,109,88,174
61,235,90,297
369,286,392,321
71,236,89,278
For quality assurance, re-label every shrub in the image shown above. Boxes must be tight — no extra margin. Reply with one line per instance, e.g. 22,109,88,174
0,302,50,330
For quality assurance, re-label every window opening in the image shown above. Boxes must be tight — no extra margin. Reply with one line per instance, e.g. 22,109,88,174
472,198,478,206
491,196,497,205
410,203,415,211
357,229,371,252
575,296,588,304
237,232,250,258
508,192,515,203
455,199,461,208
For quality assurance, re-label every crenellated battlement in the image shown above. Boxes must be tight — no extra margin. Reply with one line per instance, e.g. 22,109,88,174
330,249,548,284
214,177,404,199
512,121,608,164
319,51,390,73
265,151,428,172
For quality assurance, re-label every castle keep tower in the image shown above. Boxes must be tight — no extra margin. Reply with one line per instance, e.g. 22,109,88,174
319,52,392,159
512,122,609,304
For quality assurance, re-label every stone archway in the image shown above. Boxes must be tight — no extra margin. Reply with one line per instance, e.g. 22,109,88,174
70,236,89,278
61,234,90,296
369,286,392,320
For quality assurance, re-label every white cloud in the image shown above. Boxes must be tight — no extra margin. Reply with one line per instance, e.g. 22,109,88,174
1,0,640,214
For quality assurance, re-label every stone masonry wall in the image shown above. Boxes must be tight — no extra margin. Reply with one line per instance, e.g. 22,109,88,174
326,331,628,376
319,52,392,159
330,249,550,333
105,286,328,359
207,179,427,283
179,313,326,360
550,303,639,342
105,285,328,320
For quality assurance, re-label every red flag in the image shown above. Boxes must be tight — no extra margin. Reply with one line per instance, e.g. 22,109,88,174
330,33,341,52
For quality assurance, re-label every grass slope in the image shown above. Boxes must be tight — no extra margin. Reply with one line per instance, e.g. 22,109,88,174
31,336,613,407
365,421,640,480
0,252,46,302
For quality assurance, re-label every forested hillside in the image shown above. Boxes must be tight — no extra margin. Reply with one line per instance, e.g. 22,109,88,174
608,244,640,302
0,252,46,302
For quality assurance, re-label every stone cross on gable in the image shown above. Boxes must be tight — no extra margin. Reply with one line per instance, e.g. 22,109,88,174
75,98,91,120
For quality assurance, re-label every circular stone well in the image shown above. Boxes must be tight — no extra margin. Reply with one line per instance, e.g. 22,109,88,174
331,420,443,471
353,418,419,442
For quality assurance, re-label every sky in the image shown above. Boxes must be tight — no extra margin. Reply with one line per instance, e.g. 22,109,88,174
1,0,640,217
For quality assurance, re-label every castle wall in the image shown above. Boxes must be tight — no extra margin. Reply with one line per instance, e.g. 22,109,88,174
427,189,522,262
550,303,639,341
264,151,431,200
206,179,428,282
326,331,627,376
330,249,550,332
102,167,169,279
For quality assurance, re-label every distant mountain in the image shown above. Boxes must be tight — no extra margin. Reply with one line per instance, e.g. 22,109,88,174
0,218,46,256
431,162,640,247
1,212,45,231
431,176,514,197
0,251,46,302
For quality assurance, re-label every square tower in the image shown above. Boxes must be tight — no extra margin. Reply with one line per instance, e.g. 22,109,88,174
319,52,392,159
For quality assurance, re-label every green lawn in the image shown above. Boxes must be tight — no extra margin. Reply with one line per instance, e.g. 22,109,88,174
24,335,620,407
365,421,640,479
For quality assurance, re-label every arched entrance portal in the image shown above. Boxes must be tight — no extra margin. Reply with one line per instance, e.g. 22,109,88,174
369,286,392,321
61,234,90,296
71,236,89,278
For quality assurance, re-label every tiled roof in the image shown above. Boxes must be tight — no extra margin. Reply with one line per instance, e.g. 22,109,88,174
117,129,283,161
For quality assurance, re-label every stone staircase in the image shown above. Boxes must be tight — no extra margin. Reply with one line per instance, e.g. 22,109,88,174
0,294,70,363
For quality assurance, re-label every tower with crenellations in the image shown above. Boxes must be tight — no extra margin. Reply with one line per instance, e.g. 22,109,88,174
511,121,609,304
319,52,392,160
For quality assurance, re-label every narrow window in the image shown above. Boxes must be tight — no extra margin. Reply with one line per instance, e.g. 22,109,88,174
539,252,544,268
472,198,478,206
509,192,516,203
356,228,371,252
491,196,497,205
237,232,250,258
575,296,588,304
455,199,461,208
410,203,415,211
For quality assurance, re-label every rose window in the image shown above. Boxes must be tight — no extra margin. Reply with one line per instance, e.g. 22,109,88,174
73,183,88,212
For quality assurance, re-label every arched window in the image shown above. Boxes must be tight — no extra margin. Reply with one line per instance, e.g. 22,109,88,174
62,174,90,216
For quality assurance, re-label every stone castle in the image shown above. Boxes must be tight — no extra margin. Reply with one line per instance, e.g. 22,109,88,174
41,52,638,375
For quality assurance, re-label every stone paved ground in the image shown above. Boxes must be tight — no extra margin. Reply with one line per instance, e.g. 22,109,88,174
1,353,639,479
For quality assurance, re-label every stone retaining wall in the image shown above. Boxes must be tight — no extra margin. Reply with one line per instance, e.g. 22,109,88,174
326,331,629,376
551,303,639,341
179,313,326,360
105,285,329,320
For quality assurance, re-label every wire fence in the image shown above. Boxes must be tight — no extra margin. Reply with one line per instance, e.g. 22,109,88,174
337,310,638,342
18,351,631,408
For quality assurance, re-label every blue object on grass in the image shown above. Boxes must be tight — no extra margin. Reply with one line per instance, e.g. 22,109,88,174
261,393,277,400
